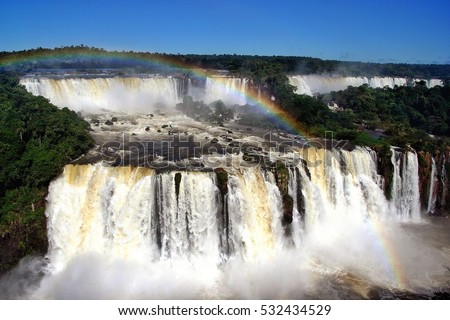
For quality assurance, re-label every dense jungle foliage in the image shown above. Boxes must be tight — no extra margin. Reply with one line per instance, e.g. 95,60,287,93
0,72,93,270
2,45,450,78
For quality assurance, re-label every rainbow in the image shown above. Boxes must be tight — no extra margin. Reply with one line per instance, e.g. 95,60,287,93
368,219,408,289
2,51,410,289
0,50,306,137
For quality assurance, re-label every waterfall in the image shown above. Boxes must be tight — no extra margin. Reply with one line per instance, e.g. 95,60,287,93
21,76,255,112
44,147,423,271
156,171,221,260
28,144,450,299
301,147,392,229
441,156,448,207
390,148,421,221
203,77,249,105
21,76,443,111
20,77,185,112
427,157,438,214
288,75,443,96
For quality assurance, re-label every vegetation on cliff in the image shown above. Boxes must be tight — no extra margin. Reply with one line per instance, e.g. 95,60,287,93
0,72,94,272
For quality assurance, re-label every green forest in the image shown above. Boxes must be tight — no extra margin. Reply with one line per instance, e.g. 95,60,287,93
175,64,450,153
0,72,93,271
2,45,450,79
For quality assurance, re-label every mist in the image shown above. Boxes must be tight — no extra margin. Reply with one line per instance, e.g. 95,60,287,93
20,76,255,114
1,215,448,299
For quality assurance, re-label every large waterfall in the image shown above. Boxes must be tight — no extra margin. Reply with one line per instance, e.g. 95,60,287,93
21,76,443,110
23,146,448,299
20,77,186,112
6,75,448,299
20,76,252,111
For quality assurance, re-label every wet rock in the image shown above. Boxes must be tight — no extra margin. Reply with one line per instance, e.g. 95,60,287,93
111,117,118,122
174,173,182,200
271,161,294,225
145,126,150,131
214,168,228,196
105,120,114,126
281,193,294,225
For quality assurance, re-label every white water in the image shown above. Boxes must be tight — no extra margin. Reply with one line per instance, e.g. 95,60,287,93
21,76,444,113
390,148,421,221
20,76,253,112
427,157,438,214
203,77,250,105
442,156,448,208
288,75,443,96
20,77,185,112
16,146,448,299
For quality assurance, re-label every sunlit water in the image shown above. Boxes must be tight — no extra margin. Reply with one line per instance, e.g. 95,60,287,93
1,76,448,300
1,149,448,299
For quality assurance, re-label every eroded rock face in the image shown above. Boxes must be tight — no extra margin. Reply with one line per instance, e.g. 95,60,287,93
270,161,294,226
418,148,450,215
0,212,48,276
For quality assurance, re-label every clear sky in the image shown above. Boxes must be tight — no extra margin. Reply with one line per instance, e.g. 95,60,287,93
1,0,449,64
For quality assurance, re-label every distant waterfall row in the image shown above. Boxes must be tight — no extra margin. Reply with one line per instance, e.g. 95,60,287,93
21,75,443,113
45,147,427,272
288,75,443,96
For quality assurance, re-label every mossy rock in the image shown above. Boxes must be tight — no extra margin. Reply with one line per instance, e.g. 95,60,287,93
272,160,289,195
281,193,294,225
174,173,182,200
214,168,228,196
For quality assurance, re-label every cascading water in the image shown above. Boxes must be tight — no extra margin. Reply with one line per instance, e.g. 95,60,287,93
441,156,448,208
288,75,443,96
21,76,442,112
427,157,438,214
20,76,253,111
20,77,185,112
3,76,447,299
390,148,421,221
21,146,448,299
203,77,249,105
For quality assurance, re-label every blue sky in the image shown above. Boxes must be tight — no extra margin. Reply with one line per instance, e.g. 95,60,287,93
1,0,449,64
